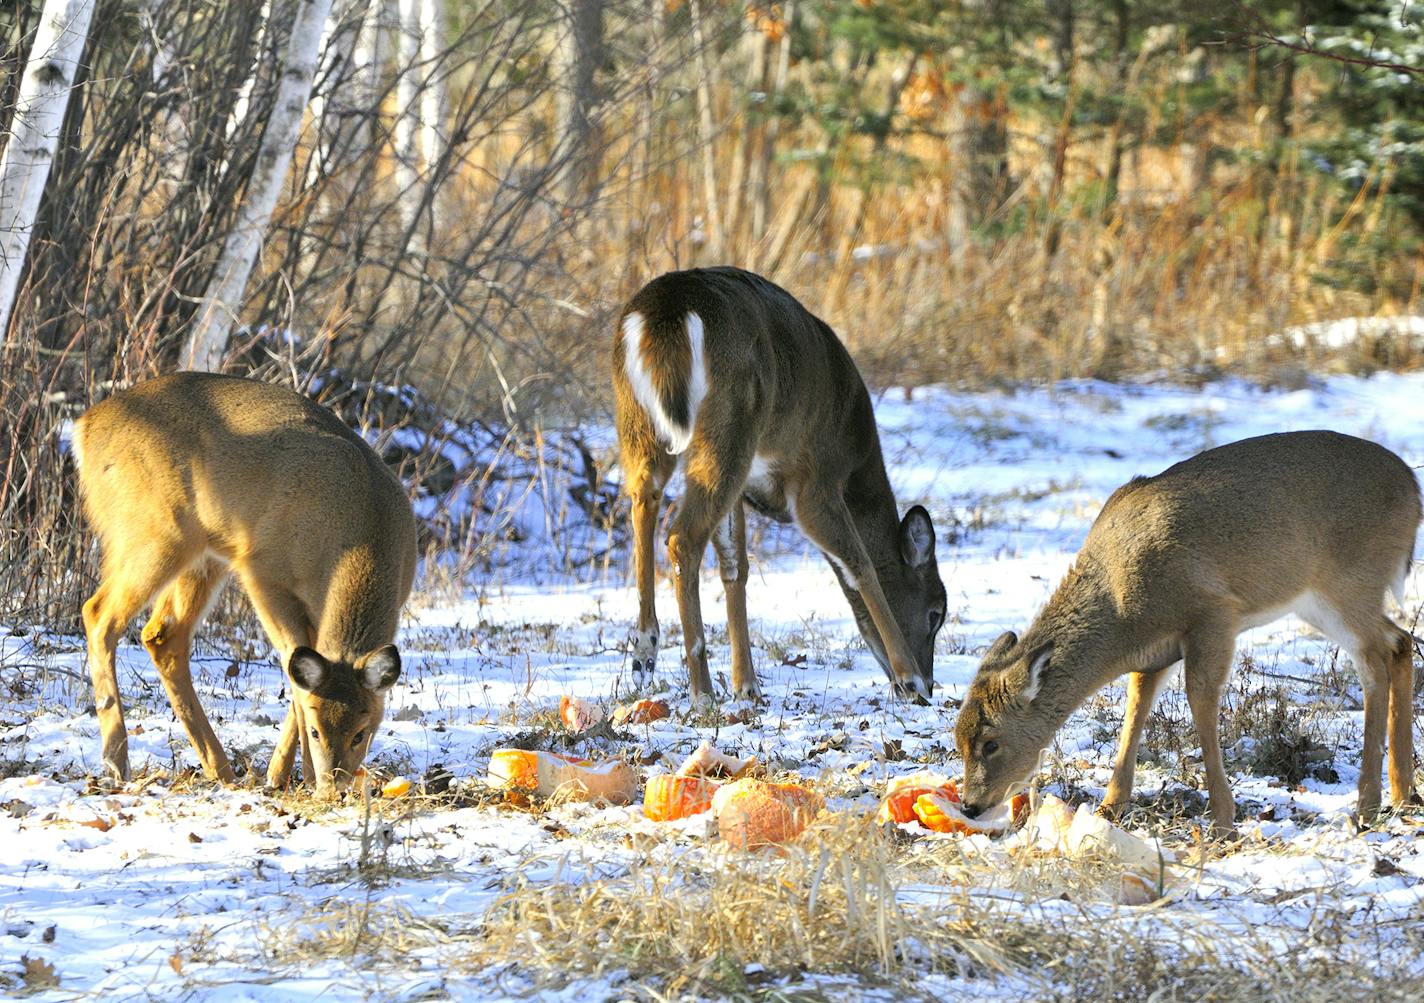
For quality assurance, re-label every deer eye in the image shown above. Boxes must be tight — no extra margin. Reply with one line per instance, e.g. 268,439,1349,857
928,610,943,633
350,730,366,749
310,727,319,740
982,740,999,757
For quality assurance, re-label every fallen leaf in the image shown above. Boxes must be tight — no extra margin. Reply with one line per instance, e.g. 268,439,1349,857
20,954,58,990
77,816,114,832
169,953,183,975
187,832,203,843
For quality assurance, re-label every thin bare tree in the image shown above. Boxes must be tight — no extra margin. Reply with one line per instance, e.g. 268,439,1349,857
0,0,96,341
184,0,337,371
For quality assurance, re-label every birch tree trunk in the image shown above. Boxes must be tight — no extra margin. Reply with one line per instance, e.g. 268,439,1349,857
0,0,96,340
183,0,337,371
224,0,274,148
392,0,422,233
306,0,367,188
417,0,447,176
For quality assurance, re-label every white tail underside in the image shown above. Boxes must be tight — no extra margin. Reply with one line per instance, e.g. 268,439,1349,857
621,310,707,455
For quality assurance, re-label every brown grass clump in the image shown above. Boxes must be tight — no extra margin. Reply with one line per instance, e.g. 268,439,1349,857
460,814,1016,996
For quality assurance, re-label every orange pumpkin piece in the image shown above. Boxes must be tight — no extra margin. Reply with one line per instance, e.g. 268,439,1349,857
713,778,824,850
643,773,721,821
559,695,605,731
1010,792,1030,827
487,749,637,804
877,780,960,825
381,776,412,798
912,792,983,835
612,698,671,726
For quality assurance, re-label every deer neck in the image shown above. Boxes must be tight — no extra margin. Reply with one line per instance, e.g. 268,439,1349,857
1020,561,1142,720
841,449,902,568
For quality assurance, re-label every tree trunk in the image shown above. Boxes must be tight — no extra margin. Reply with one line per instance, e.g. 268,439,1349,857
1102,0,1130,211
224,0,274,148
0,0,96,341
688,0,724,261
418,0,448,178
392,0,422,232
183,0,337,371
554,0,603,205
306,0,370,189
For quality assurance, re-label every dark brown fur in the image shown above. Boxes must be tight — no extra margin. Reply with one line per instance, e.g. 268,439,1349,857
612,268,945,702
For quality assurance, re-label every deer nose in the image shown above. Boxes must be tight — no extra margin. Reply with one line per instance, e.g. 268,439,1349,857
961,801,985,819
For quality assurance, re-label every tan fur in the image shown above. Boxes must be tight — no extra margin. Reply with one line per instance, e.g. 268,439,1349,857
74,373,417,793
612,268,945,703
955,431,1421,837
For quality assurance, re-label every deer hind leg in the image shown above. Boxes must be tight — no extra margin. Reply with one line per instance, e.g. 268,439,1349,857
1300,594,1399,820
625,448,674,684
711,501,759,701
141,557,236,783
82,540,195,783
669,445,755,705
1385,621,1418,806
1181,622,1239,839
1100,666,1172,819
234,569,317,789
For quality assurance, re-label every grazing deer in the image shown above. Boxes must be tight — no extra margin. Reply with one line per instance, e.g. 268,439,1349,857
612,267,945,703
74,373,417,794
955,431,1421,837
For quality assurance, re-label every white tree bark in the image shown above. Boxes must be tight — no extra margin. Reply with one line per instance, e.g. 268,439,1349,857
224,0,273,147
0,0,96,340
392,0,423,233
305,0,370,189
184,0,337,371
417,0,447,174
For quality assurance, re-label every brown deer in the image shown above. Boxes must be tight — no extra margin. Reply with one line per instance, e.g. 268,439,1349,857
74,372,417,794
955,431,1421,837
612,267,945,703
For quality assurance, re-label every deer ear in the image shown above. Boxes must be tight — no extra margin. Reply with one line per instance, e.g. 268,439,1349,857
1017,643,1053,703
899,506,936,568
984,630,1018,661
288,647,329,691
361,645,401,691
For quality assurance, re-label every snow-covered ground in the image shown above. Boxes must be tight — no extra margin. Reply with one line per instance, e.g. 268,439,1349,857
3,373,1424,999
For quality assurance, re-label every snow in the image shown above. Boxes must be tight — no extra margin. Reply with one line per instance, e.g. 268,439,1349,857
4,372,1424,997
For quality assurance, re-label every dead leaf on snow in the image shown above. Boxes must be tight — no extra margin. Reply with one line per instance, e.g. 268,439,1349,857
20,954,58,991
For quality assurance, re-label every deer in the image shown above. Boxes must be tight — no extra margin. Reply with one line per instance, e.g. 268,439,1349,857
955,430,1421,839
612,267,946,705
74,372,417,796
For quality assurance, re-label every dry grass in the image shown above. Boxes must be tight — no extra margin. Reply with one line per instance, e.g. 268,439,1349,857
223,803,1424,1000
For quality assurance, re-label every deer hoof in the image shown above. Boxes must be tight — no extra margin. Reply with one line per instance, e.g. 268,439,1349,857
630,629,659,679
891,675,930,704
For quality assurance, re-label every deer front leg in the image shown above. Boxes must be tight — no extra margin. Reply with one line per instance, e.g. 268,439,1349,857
1100,667,1170,819
712,502,759,701
1182,625,1239,840
794,488,927,699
